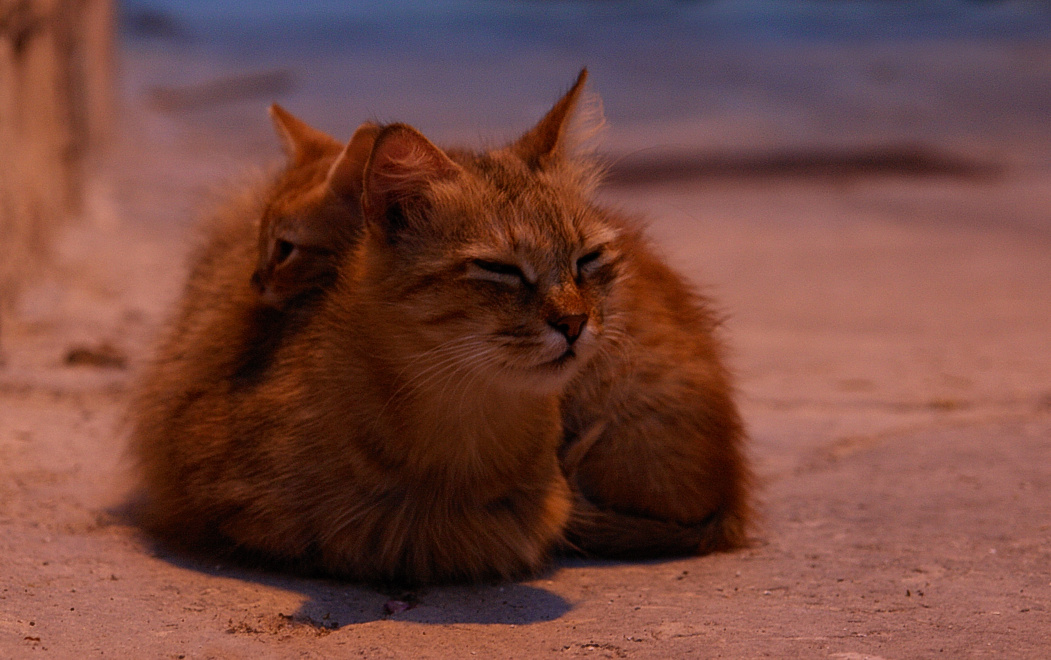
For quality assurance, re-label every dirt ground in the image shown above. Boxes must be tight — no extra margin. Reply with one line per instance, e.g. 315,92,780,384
3,18,1051,658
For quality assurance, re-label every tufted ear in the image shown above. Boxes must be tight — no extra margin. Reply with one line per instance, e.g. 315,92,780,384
361,123,461,234
326,121,380,204
511,68,588,168
270,104,341,166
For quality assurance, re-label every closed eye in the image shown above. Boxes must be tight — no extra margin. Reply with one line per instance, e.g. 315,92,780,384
474,259,523,277
576,249,603,277
470,259,528,285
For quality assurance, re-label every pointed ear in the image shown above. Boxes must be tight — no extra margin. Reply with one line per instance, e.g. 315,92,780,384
270,104,341,165
511,68,589,168
362,123,461,230
326,122,380,203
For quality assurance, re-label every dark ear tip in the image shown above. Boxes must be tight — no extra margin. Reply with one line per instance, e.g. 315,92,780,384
269,103,288,122
566,68,587,97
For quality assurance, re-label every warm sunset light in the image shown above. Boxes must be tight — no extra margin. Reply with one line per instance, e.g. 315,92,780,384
2,2,1049,657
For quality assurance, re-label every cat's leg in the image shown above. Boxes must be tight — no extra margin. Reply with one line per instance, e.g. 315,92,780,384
560,361,750,558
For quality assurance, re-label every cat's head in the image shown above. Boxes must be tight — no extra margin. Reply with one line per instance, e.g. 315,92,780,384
252,106,378,308
351,70,628,395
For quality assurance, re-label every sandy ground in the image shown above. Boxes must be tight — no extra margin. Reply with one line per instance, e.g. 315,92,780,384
3,12,1051,658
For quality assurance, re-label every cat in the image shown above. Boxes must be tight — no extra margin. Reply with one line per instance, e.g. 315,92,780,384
127,108,394,571
129,70,750,585
131,101,590,585
252,106,379,309
558,237,750,558
255,71,751,560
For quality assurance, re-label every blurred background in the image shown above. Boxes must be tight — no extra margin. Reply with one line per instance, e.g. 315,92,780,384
115,0,1051,186
118,0,1051,145
5,0,1051,276
2,0,1051,353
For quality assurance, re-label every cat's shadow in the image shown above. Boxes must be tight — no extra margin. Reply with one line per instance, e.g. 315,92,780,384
155,546,574,628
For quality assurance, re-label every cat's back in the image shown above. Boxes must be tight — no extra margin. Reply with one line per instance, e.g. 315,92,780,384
128,179,288,541
129,113,373,558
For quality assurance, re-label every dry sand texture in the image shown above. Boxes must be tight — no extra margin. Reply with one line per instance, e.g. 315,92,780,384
2,4,1051,658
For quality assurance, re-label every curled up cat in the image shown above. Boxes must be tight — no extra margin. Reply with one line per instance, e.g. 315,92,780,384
129,69,750,585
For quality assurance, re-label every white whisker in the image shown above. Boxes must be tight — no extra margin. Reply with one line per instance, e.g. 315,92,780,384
370,335,491,424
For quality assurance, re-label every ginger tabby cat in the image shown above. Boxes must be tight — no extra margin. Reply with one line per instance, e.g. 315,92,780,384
130,70,749,584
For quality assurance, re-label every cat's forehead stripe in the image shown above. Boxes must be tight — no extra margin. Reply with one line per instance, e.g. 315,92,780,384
451,147,621,262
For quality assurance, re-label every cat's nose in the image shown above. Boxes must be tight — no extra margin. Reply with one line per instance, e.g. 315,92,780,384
551,313,588,345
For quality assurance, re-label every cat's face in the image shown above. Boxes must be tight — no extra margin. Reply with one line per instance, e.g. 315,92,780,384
362,151,625,394
253,111,377,308
352,71,621,395
253,156,346,306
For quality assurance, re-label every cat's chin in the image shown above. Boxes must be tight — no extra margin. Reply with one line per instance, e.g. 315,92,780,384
498,348,589,395
542,348,579,371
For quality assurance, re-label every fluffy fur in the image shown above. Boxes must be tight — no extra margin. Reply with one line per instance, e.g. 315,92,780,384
129,70,749,585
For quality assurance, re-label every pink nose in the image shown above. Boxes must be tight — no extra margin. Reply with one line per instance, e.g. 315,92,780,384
551,313,588,344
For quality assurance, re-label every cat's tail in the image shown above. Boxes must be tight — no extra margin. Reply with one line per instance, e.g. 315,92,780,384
560,492,750,559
